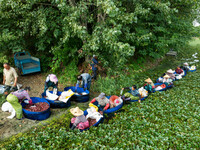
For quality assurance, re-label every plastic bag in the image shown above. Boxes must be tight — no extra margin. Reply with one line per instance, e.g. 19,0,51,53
46,90,59,100
1,102,16,119
59,89,74,103
138,87,148,98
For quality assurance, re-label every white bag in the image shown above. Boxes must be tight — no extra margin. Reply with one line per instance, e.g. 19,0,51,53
86,107,103,122
138,87,148,97
58,89,74,103
1,102,16,119
46,90,59,100
155,86,163,91
176,75,182,79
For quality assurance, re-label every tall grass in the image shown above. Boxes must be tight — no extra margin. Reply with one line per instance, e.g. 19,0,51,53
93,45,199,96
189,37,200,47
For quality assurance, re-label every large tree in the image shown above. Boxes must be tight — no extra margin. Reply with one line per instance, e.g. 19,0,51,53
0,0,199,71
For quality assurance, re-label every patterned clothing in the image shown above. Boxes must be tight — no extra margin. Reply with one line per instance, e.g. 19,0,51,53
74,115,88,125
166,73,175,80
175,68,183,74
95,97,109,106
11,90,31,101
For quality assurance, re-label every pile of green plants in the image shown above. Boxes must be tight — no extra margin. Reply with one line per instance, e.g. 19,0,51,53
1,47,199,149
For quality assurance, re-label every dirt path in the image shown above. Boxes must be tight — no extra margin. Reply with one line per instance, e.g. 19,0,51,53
0,73,70,141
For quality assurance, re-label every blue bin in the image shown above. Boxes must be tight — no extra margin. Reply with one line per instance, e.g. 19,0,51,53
154,83,168,92
188,69,196,72
70,110,104,132
41,91,71,108
64,86,89,103
21,97,51,120
103,96,123,114
182,70,187,77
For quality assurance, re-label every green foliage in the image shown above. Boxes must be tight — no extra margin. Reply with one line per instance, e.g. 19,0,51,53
0,53,9,81
58,60,79,85
0,95,6,106
0,0,199,71
0,53,8,73
1,48,200,149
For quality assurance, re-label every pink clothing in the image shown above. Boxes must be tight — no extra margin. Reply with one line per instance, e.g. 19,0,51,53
11,90,31,101
49,74,58,84
71,117,89,130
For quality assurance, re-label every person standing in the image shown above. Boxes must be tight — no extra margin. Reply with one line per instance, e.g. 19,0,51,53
90,55,98,80
76,73,92,91
3,63,18,92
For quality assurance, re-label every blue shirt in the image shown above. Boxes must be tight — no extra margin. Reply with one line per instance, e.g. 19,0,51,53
91,58,98,71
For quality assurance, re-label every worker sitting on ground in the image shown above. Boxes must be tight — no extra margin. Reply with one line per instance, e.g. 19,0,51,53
175,66,184,74
163,74,173,86
180,62,189,72
70,107,89,130
90,92,110,111
76,73,92,91
165,69,176,80
120,85,141,102
144,78,155,93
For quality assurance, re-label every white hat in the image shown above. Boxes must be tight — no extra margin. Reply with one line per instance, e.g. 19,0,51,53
167,69,175,74
183,62,189,66
70,107,84,117
145,78,153,83
164,74,170,78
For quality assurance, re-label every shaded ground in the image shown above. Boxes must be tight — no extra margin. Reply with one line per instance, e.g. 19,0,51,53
0,72,94,141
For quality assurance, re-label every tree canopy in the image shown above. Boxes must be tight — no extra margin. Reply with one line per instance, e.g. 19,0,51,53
0,0,199,71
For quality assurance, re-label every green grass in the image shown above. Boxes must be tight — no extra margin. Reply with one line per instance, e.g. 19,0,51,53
1,46,200,149
189,37,200,47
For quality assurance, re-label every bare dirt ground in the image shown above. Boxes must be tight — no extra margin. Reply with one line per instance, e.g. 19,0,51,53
0,72,72,141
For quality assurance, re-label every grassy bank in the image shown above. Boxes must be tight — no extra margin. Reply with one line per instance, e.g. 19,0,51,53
1,45,200,149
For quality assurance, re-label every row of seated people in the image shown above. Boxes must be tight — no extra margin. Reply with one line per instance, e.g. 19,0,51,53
70,93,123,130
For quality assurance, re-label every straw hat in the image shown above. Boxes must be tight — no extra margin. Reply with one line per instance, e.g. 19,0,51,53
167,69,175,74
70,107,84,117
163,74,170,78
145,78,153,83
